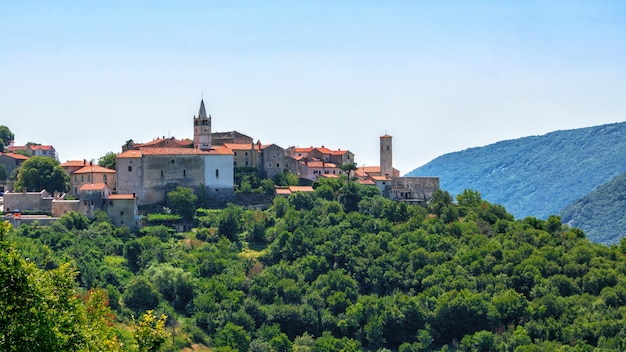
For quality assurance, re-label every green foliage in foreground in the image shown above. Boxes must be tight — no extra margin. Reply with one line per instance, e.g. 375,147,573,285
5,181,626,351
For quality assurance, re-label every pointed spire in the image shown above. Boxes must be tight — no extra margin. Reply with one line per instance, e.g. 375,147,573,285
198,99,208,119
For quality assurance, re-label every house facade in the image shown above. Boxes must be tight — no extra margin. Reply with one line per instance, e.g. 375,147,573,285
70,164,116,197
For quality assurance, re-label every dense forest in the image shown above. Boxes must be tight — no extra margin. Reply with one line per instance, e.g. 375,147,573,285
407,122,626,227
560,171,626,245
3,178,626,351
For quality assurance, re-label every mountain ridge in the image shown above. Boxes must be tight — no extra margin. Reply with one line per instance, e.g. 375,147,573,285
406,122,626,221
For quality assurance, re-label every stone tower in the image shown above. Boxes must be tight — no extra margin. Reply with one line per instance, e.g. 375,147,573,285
194,99,212,150
380,134,393,177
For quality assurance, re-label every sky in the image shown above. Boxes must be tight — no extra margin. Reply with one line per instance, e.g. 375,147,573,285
1,1,625,174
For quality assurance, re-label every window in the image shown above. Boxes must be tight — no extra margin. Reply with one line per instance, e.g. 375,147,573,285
234,152,238,156
245,161,248,166
268,162,272,168
183,169,186,177
120,211,124,216
109,201,113,206
276,163,280,168
128,166,132,172
103,175,107,183
215,169,219,178
74,187,77,194
171,159,175,164
81,175,84,182
245,152,248,156
160,170,163,177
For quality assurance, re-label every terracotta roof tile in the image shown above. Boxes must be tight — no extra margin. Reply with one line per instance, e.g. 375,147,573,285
138,147,234,156
79,183,107,191
372,175,392,181
108,194,136,200
358,179,376,185
314,147,333,154
275,188,291,195
31,145,54,151
223,143,260,151
60,160,87,167
1,152,29,160
305,161,337,168
74,165,116,174
118,150,143,158
288,186,314,193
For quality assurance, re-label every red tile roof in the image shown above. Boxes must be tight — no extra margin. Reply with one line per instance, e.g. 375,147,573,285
305,161,337,168
60,160,87,167
275,188,291,195
223,143,260,151
372,175,392,181
74,165,116,174
138,147,234,156
118,150,143,158
30,145,54,151
332,150,350,155
314,147,333,154
0,152,29,160
358,179,376,185
79,183,107,191
108,194,136,200
136,138,191,148
293,147,314,153
289,186,314,193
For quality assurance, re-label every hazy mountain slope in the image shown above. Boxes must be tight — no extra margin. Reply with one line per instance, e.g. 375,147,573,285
406,122,626,219
559,172,626,245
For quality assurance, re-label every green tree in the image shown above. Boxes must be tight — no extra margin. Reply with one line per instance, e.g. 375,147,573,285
167,186,197,221
134,310,169,352
340,162,358,180
123,276,161,313
338,182,360,212
218,203,243,241
0,221,122,351
0,164,7,181
0,126,14,151
14,156,69,193
214,322,251,351
97,151,117,170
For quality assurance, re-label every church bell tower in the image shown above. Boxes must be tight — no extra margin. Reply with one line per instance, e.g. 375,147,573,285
380,134,393,177
194,99,212,150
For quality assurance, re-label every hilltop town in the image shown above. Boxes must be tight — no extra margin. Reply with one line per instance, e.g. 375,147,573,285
0,100,439,228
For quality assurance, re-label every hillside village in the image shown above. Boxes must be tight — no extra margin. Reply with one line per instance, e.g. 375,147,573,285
0,100,439,228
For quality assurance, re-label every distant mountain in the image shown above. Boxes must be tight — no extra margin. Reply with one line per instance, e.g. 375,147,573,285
559,172,626,245
406,122,626,220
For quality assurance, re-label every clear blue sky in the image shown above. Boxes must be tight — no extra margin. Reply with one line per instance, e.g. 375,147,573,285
2,1,625,174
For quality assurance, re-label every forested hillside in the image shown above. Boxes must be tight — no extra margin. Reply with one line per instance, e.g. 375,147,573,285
406,122,626,221
4,180,626,351
560,172,626,245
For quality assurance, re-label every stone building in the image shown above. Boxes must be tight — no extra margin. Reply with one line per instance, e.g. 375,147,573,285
211,131,253,146
115,100,235,206
284,146,353,181
358,134,440,204
70,163,116,197
0,152,29,177
259,143,286,179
